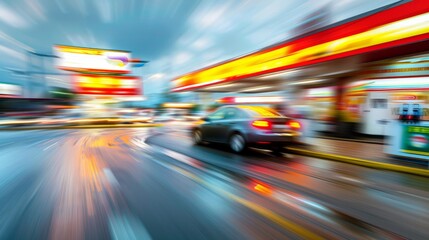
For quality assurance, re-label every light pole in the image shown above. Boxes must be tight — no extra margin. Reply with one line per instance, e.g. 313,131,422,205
26,51,58,98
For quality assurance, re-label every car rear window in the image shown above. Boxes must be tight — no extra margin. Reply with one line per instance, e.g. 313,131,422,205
237,106,283,117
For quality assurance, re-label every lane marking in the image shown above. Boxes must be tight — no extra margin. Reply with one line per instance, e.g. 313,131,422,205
161,148,202,169
108,213,152,240
337,176,365,184
103,168,119,187
397,191,429,201
43,142,58,151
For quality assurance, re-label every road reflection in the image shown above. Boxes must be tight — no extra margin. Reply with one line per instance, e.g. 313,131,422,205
0,128,427,239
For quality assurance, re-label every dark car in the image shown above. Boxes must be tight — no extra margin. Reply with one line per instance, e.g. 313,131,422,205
191,105,301,153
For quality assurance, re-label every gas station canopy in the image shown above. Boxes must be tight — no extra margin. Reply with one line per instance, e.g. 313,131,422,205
172,0,429,93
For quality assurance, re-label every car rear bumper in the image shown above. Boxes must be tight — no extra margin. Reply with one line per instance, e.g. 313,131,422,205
246,131,300,145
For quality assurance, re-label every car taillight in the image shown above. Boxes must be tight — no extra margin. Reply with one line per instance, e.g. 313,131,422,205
288,120,301,130
251,120,272,130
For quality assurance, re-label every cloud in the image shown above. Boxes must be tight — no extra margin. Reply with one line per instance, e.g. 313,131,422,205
0,3,29,28
192,38,213,50
0,45,26,61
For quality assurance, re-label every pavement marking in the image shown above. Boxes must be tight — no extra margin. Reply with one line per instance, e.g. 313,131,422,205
43,142,58,151
161,148,202,169
337,176,365,184
103,168,120,187
397,191,429,201
108,213,152,240
287,147,429,178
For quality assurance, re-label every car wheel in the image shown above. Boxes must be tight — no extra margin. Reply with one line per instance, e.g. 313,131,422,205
229,133,246,153
193,129,203,145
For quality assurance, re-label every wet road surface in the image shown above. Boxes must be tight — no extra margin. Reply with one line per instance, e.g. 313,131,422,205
0,127,428,240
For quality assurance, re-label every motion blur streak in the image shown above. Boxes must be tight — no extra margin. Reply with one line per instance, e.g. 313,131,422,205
253,183,273,196
144,155,323,240
1,127,428,239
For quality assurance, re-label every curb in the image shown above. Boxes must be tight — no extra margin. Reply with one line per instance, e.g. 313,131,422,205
0,124,163,131
286,147,429,177
315,136,384,145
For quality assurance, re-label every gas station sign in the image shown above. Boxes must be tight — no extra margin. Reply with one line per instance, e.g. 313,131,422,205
0,83,21,96
55,45,131,74
74,74,141,96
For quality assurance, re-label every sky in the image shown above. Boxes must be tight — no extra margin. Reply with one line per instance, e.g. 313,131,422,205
0,0,400,95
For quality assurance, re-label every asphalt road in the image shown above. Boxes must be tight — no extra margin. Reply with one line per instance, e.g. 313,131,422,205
0,127,428,240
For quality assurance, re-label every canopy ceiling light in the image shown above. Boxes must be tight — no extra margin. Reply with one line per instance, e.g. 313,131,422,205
204,83,240,90
289,79,325,85
241,86,273,92
259,70,299,79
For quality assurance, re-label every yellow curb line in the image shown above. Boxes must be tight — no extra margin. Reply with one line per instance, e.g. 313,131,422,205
0,124,163,131
287,147,429,177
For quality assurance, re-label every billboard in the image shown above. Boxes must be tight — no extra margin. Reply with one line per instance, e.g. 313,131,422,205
73,74,141,96
55,45,131,74
0,83,22,96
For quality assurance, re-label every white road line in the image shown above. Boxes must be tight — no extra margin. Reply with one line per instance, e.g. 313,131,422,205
337,175,365,184
103,168,119,187
108,213,152,240
43,142,58,151
397,191,429,201
161,148,202,169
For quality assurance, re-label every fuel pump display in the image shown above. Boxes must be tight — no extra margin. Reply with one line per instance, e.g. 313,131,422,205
402,126,429,156
386,102,429,159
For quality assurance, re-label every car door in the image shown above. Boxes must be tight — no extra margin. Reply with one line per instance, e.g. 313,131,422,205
202,108,227,141
215,108,242,142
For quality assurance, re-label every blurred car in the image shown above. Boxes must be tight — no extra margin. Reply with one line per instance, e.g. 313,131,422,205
120,112,153,124
191,105,301,154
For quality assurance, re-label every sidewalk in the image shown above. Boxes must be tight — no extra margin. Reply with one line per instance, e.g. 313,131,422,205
315,134,385,145
305,137,386,161
291,137,429,172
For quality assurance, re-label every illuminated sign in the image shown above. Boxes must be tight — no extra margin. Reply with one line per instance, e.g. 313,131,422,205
365,77,429,90
173,7,429,92
55,45,131,73
218,96,284,104
0,83,21,96
74,74,141,96
162,103,195,108
401,126,429,156
393,95,417,100
307,87,334,98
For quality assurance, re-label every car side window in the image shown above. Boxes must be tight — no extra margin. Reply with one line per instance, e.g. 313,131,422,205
208,109,227,121
224,108,239,120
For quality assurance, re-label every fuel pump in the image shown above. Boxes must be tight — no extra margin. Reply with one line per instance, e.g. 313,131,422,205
399,103,423,124
387,102,429,160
